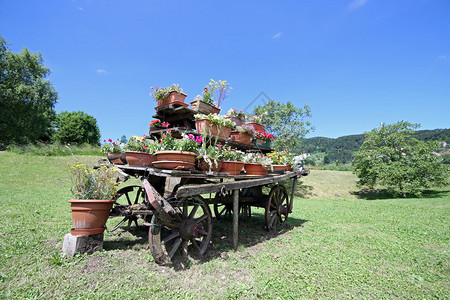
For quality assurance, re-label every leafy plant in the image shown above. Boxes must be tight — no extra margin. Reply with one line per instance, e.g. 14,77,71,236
236,124,256,136
149,84,183,102
158,132,201,153
68,162,119,199
124,135,156,153
221,145,244,161
200,79,232,107
194,113,235,129
101,138,124,153
242,152,272,167
197,144,224,170
255,130,274,141
226,109,246,120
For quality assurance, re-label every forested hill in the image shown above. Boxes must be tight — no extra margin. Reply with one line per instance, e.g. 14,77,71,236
301,128,450,164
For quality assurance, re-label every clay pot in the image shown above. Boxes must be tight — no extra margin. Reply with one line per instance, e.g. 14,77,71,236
230,131,253,145
198,158,223,172
272,164,288,172
125,151,157,167
190,100,220,115
246,122,264,132
152,161,195,170
107,152,127,165
195,119,231,140
69,199,115,236
226,116,245,127
220,161,245,176
244,163,269,176
156,91,188,109
155,151,197,164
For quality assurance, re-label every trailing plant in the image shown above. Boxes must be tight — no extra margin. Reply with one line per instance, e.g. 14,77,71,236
236,124,256,136
197,144,224,170
194,113,235,129
149,84,183,102
68,162,119,200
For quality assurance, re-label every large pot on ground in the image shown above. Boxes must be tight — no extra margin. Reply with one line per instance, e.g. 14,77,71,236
195,119,231,141
220,161,245,176
244,163,269,176
69,199,115,236
125,151,157,167
107,152,127,165
190,100,220,115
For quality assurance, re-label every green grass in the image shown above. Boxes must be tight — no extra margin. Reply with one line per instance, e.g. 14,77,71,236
0,152,449,299
7,142,102,156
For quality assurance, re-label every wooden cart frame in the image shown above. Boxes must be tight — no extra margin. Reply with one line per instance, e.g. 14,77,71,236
110,165,309,264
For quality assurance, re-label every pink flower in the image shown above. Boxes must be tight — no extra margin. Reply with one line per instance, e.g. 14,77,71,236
108,138,112,142
167,129,171,133
217,144,222,148
142,146,147,151
103,140,106,143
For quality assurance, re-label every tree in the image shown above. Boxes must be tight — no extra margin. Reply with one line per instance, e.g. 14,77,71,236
253,100,314,152
353,121,449,197
0,35,58,144
53,111,101,145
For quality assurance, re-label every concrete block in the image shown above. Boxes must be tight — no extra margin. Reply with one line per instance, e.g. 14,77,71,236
62,233,104,257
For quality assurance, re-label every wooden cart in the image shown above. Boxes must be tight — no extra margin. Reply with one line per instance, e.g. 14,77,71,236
108,104,309,264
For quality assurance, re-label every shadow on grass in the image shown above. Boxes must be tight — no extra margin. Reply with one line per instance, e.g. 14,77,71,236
103,213,308,269
352,187,450,200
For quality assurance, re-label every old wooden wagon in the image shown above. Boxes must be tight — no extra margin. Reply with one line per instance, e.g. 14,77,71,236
107,104,309,264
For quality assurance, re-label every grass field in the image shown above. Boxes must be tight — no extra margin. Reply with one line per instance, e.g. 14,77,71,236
0,152,449,299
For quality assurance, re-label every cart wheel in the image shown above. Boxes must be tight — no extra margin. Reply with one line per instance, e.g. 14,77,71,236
265,185,289,231
213,191,232,220
111,185,145,231
149,196,213,264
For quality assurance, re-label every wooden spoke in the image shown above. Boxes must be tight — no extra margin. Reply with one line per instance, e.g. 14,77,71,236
148,195,213,264
111,185,146,232
265,185,289,231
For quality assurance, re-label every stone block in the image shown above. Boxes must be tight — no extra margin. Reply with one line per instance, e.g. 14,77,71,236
62,233,104,257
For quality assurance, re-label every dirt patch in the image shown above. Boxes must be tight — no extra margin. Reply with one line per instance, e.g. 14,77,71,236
83,256,107,273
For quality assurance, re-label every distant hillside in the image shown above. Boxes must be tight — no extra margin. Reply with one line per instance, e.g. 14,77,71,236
302,128,450,164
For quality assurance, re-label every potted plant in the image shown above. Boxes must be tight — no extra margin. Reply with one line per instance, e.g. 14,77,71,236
230,124,254,146
124,135,158,167
190,79,232,114
225,108,246,126
246,113,267,132
220,145,245,176
268,150,295,172
197,144,224,172
194,113,235,141
150,84,188,108
153,132,202,170
253,130,274,148
68,162,119,236
101,138,126,165
242,152,272,176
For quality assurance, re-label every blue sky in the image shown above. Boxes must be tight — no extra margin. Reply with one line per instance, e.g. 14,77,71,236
1,0,449,141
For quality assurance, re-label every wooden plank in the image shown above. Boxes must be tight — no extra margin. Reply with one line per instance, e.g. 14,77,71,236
232,189,239,250
175,170,302,198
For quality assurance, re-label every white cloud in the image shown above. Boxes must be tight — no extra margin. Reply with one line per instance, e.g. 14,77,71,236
96,69,108,75
272,32,283,39
348,0,369,11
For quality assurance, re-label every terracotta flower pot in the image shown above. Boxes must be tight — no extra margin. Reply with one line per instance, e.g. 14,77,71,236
272,164,288,171
69,199,115,236
226,116,245,127
244,163,269,176
198,158,223,172
230,131,253,145
156,91,188,109
220,161,245,176
246,122,264,132
195,119,231,140
155,151,197,164
190,100,220,115
125,151,157,167
107,152,127,165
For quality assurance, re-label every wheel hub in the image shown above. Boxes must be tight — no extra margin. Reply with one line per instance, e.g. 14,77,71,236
179,219,207,239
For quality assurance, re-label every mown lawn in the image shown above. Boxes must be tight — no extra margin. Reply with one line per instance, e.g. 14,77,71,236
0,152,448,299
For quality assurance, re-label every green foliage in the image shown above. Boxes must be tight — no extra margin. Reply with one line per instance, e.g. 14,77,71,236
353,121,449,197
8,142,102,156
0,35,58,144
53,111,101,145
253,100,314,152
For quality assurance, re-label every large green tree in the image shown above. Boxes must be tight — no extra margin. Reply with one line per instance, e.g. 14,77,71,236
253,100,314,151
0,35,58,144
53,111,101,145
353,121,448,197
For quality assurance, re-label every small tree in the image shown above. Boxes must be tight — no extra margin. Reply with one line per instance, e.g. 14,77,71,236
53,111,101,145
253,100,314,151
353,121,449,197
